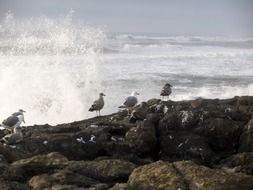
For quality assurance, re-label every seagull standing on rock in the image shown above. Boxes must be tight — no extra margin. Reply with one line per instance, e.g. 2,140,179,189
129,102,148,123
160,83,172,100
1,109,26,131
119,91,139,115
89,93,105,116
0,126,23,145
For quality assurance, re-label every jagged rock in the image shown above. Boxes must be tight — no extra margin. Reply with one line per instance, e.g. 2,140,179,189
218,152,253,175
239,116,253,152
28,159,135,189
109,183,128,190
128,160,253,190
0,179,29,190
127,161,188,190
0,97,252,188
195,118,241,154
174,160,253,190
159,131,215,164
66,159,136,183
1,152,68,182
0,144,22,162
28,171,98,190
125,119,157,156
236,96,253,113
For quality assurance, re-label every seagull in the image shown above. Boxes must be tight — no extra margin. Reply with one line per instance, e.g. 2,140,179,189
12,109,26,117
119,91,139,115
160,83,172,100
89,93,105,116
129,102,148,123
1,109,26,131
0,126,23,145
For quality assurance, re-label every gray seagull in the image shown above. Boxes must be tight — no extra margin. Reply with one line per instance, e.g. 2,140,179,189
0,126,23,145
129,102,148,123
89,93,106,116
1,109,26,131
160,83,172,99
119,91,139,115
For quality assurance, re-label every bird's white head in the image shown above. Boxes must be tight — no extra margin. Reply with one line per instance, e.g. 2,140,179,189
131,91,139,96
18,109,26,113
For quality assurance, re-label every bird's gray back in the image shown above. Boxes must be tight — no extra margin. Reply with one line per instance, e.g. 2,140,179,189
124,96,138,107
160,86,172,96
2,116,19,127
92,97,104,110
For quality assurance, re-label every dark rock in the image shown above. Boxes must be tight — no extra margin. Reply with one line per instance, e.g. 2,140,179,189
239,116,253,152
125,119,157,156
0,179,30,190
195,118,241,155
109,183,128,190
127,161,188,190
0,96,253,188
159,131,215,164
66,159,136,183
3,152,68,181
174,160,253,190
218,152,253,175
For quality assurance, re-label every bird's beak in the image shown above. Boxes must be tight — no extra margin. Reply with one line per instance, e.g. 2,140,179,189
103,94,106,96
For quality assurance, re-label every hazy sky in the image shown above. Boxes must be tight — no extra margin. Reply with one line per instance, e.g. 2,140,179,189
0,0,253,35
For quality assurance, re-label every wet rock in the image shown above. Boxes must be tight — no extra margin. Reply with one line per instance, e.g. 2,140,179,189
8,152,68,180
218,152,253,175
236,96,253,113
174,160,253,190
159,110,200,131
127,161,188,190
159,131,215,164
28,171,98,190
66,159,136,183
1,96,253,188
194,118,241,154
109,183,128,190
125,119,157,156
239,116,253,152
0,179,29,190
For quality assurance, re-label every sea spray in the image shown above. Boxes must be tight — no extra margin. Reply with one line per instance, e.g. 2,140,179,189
0,11,106,125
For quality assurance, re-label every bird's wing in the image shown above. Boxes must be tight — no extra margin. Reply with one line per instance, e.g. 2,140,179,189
89,98,104,111
12,112,21,116
5,133,22,144
2,116,19,127
160,86,172,96
124,96,138,107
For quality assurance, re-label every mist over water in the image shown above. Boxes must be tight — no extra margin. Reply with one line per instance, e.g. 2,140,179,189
0,12,253,125
0,12,106,125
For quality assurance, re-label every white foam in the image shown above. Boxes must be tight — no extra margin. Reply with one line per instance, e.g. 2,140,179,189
0,12,105,125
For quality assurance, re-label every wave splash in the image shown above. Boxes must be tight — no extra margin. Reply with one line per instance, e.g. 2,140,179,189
0,11,106,125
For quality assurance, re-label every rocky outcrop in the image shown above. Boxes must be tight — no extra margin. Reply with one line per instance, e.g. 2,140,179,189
0,96,253,189
127,160,253,190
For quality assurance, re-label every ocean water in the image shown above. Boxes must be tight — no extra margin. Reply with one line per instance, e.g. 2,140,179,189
0,13,253,125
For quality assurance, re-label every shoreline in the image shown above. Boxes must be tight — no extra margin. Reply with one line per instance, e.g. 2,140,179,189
0,96,253,189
